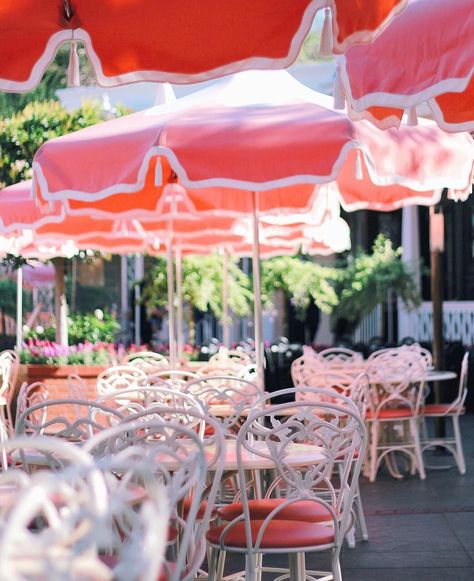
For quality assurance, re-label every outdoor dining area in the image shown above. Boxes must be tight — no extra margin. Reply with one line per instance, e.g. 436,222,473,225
0,341,470,580
0,0,473,579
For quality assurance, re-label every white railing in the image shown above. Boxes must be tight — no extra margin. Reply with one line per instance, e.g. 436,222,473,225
411,301,474,346
351,305,382,344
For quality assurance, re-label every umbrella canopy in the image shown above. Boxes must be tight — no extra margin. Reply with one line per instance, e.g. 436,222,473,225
22,264,55,288
0,181,64,233
0,180,350,256
32,71,474,214
0,0,408,91
339,0,474,132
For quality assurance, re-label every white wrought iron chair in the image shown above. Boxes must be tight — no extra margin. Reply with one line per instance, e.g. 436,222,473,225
148,369,199,391
96,365,148,396
96,385,207,437
317,347,364,370
209,347,253,367
206,387,367,581
15,399,125,456
421,352,469,474
84,414,224,581
15,382,49,427
290,353,325,387
0,436,112,580
294,371,370,548
365,353,427,481
0,349,19,435
183,376,263,437
123,351,170,372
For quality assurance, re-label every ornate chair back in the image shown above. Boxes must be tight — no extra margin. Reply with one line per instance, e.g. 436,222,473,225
85,415,224,581
96,365,147,396
0,437,112,579
123,351,170,372
216,387,366,577
183,376,262,436
317,347,364,370
16,399,125,449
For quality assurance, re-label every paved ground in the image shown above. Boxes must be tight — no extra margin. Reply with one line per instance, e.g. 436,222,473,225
224,415,474,580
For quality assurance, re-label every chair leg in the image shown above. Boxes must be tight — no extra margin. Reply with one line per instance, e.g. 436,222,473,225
288,552,305,581
346,525,356,549
452,415,466,475
369,422,380,482
410,418,426,480
354,484,369,541
331,549,342,581
216,549,226,580
207,547,218,581
245,553,257,580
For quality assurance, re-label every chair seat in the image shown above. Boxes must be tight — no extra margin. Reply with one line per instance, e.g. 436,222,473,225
100,554,174,580
217,499,332,523
422,404,465,416
183,497,216,520
366,408,414,420
206,520,334,549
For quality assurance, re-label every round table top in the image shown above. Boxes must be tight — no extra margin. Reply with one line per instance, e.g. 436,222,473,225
156,439,324,472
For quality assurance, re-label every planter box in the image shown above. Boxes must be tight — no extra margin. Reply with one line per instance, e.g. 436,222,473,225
16,364,106,402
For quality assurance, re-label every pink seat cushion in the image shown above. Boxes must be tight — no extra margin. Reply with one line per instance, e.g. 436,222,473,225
217,499,332,523
206,520,334,549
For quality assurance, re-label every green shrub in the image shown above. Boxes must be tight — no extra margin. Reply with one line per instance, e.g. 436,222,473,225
26,311,120,344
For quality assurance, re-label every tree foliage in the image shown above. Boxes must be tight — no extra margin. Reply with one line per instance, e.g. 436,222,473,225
0,100,124,188
142,254,253,320
262,256,339,320
332,234,422,323
0,45,95,118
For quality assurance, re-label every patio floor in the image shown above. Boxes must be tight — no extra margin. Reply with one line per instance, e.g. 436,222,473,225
224,414,474,580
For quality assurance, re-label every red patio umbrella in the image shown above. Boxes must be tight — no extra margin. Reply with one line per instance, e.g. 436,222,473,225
0,0,408,91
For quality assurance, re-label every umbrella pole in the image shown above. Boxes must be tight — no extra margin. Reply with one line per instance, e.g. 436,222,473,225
252,192,265,389
430,205,445,439
15,267,23,351
167,237,177,368
134,255,144,346
176,245,184,361
222,247,230,348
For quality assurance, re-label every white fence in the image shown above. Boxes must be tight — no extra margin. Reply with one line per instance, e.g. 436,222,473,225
352,305,383,344
411,301,474,346
352,301,474,346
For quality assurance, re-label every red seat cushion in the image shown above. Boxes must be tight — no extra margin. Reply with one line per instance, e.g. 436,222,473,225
100,554,175,580
366,408,414,420
217,499,332,523
206,520,334,549
183,497,215,520
422,404,465,416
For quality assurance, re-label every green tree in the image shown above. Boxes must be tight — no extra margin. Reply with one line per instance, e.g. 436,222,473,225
0,44,95,118
262,256,339,320
142,255,253,342
332,234,421,325
0,99,124,188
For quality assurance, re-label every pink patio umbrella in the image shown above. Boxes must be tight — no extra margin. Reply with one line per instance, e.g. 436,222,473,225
2,177,351,373
338,0,474,132
22,263,55,288
30,70,474,381
32,71,474,215
0,181,64,233
0,0,407,91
